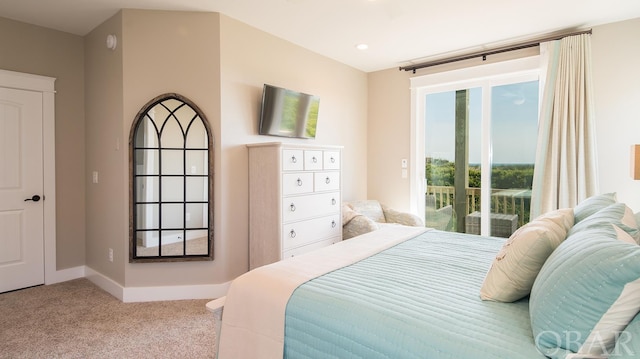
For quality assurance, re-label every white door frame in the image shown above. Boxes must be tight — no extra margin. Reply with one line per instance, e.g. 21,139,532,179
0,69,58,284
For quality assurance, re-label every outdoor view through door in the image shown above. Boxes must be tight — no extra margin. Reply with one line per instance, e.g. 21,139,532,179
424,76,539,237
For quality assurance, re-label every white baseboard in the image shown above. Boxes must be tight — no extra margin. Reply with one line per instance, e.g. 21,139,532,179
45,265,86,285
84,266,231,303
122,282,231,303
85,266,125,301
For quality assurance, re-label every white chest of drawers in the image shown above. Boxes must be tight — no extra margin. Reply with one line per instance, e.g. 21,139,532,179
247,142,343,269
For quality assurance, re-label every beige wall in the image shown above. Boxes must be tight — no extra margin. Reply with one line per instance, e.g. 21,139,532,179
121,10,222,286
1,8,366,290
368,18,640,213
84,13,125,283
11,8,635,292
84,10,224,287
218,15,368,278
82,10,368,287
0,17,86,270
591,18,640,211
367,69,412,211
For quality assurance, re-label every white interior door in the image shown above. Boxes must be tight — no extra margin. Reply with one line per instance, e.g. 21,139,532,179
0,87,44,293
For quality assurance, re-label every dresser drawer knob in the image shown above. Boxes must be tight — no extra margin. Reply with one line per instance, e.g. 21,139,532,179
290,203,296,212
325,177,330,184
291,155,297,163
330,156,336,163
312,156,317,163
331,198,336,205
331,220,337,228
289,229,296,238
296,178,303,186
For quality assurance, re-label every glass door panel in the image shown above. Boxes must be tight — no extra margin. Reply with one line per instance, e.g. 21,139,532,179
489,80,539,236
424,88,481,232
424,80,538,237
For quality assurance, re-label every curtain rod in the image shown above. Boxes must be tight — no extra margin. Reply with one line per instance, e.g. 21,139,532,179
399,29,592,73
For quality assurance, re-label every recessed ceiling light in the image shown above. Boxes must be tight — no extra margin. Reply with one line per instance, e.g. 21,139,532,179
356,43,369,50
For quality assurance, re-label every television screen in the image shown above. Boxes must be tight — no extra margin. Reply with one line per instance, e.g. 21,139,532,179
258,84,320,139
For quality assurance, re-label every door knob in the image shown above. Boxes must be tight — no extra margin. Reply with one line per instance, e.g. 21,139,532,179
24,195,41,202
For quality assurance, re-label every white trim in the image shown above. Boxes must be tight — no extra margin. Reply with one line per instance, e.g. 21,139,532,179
44,265,85,284
85,267,125,300
42,89,58,285
85,266,231,303
409,86,422,215
122,282,231,303
0,69,55,93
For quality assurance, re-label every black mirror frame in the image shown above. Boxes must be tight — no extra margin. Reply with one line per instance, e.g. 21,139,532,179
128,93,214,263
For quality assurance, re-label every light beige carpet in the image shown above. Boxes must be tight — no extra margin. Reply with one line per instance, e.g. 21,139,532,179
0,278,217,359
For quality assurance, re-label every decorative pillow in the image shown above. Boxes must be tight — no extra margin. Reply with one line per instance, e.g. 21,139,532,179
614,224,638,245
612,312,640,358
349,200,386,223
342,215,378,239
342,203,358,225
381,204,424,227
530,226,640,358
480,208,574,302
573,192,617,223
568,202,640,240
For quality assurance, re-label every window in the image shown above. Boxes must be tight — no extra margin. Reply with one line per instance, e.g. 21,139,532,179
129,94,214,262
411,57,540,237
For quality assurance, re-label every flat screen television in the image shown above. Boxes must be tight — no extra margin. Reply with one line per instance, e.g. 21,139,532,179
258,84,320,139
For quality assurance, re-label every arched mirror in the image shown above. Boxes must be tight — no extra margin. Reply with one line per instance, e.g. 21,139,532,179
129,93,214,262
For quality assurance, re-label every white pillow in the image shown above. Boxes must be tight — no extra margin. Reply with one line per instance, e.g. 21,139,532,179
480,208,574,302
614,224,637,244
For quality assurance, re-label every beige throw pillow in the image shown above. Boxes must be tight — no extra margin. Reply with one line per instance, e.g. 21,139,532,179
480,208,574,302
342,203,358,225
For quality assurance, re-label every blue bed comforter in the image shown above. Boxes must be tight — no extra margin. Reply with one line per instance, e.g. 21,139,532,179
284,230,544,359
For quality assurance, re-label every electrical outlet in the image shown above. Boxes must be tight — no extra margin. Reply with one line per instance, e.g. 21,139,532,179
108,248,113,262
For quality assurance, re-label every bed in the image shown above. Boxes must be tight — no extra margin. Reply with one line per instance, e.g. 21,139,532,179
212,193,640,359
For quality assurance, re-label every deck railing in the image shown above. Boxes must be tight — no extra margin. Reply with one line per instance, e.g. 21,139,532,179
426,185,531,226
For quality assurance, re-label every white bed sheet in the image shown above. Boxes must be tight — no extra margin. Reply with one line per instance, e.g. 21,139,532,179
217,225,429,359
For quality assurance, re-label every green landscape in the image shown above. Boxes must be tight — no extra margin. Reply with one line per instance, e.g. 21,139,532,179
426,157,535,227
426,158,534,189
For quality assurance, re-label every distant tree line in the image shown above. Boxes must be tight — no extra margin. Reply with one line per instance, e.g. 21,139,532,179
426,158,534,189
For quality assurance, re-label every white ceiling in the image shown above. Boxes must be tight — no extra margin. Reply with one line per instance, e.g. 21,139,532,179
2,0,640,72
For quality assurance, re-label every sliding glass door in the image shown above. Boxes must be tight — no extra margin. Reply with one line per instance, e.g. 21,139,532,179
414,58,540,237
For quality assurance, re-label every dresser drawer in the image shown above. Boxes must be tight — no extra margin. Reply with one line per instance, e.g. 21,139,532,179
323,150,340,170
282,149,303,171
282,173,314,195
282,236,341,259
282,214,341,250
282,192,341,223
304,150,323,171
314,171,340,192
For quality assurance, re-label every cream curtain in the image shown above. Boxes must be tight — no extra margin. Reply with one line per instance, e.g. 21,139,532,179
530,34,598,218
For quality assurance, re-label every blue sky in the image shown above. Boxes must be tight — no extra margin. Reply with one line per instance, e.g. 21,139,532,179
425,80,539,164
